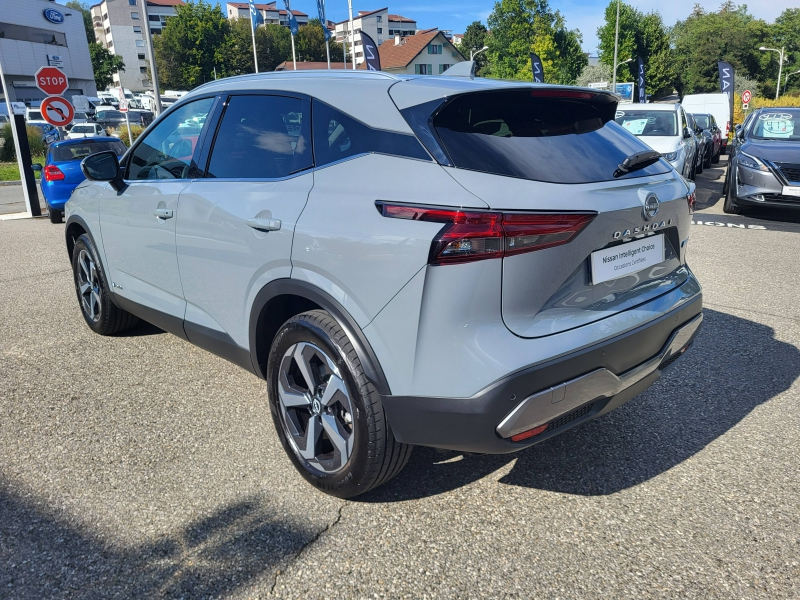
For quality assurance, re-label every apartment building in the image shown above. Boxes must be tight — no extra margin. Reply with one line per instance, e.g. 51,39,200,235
225,2,309,29
365,29,465,75
90,0,185,92
0,0,96,105
334,8,416,65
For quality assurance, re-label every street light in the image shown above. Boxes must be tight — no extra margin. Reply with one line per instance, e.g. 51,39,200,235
613,58,633,89
784,69,800,94
612,0,620,89
470,46,488,61
759,46,785,100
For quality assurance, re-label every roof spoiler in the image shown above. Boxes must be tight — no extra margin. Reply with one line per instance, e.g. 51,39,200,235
442,61,476,79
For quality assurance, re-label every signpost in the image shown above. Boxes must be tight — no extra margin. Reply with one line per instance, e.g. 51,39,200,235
117,87,133,145
40,96,75,127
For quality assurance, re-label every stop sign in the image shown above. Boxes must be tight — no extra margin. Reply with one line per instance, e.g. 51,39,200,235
35,66,69,96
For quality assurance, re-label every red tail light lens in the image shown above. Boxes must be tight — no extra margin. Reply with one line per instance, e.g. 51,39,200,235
686,191,696,213
377,202,596,265
725,121,730,135
44,165,65,182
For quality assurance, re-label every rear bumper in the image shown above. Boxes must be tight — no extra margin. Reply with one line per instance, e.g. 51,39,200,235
382,291,702,454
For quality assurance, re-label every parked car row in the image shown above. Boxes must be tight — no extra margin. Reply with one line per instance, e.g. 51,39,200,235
63,71,702,498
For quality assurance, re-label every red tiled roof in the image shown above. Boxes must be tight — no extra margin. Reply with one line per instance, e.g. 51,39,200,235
226,2,307,16
365,28,445,70
275,61,349,70
387,14,415,23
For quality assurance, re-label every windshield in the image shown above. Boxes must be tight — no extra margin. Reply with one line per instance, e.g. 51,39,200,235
52,141,127,162
614,109,677,137
750,110,800,140
71,125,95,133
28,111,43,121
432,90,669,184
693,115,710,129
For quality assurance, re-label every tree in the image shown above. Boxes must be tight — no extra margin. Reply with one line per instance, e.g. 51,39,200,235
153,1,229,89
597,2,676,99
576,63,611,87
671,3,772,97
89,43,125,90
255,25,293,72
65,1,95,45
293,19,344,63
460,21,489,74
772,9,800,94
485,0,587,84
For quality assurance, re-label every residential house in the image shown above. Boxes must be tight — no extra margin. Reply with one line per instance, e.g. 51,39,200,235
366,29,464,75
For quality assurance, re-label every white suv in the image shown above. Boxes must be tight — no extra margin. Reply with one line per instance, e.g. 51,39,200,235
66,71,702,497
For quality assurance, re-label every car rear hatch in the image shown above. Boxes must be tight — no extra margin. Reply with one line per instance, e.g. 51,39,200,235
395,84,694,338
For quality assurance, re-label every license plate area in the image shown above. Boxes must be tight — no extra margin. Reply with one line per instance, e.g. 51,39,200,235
782,185,800,197
590,234,665,285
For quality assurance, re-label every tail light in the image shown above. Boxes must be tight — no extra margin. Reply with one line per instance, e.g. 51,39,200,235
376,202,596,265
725,121,730,135
44,165,65,182
686,191,696,212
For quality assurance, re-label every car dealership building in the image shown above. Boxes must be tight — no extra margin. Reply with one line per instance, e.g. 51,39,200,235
0,0,97,107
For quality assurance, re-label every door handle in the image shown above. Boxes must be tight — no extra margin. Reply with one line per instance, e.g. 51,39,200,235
246,217,281,232
152,208,173,219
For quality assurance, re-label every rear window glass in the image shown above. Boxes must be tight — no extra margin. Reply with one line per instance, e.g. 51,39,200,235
693,115,710,129
615,109,678,136
433,91,669,184
52,141,127,161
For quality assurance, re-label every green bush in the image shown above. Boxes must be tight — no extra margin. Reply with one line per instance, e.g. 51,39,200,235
0,123,49,162
115,124,144,147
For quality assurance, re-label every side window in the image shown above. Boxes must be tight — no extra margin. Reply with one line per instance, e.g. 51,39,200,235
127,97,213,180
206,95,311,179
312,99,430,167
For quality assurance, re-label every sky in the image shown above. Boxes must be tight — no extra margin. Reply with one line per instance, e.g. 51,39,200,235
58,0,796,54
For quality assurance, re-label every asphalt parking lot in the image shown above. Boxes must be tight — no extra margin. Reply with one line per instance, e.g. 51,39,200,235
2,156,799,599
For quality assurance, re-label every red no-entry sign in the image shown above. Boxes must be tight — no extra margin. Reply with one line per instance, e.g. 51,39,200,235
35,66,69,96
741,90,752,104
41,96,75,127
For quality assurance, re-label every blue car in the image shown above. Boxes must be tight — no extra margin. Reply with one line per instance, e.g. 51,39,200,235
34,137,127,223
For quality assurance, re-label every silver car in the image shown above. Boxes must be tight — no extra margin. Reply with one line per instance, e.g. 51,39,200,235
65,71,702,497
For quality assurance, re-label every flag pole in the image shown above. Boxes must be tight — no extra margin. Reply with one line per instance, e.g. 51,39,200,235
251,7,259,73
326,40,331,69
347,0,356,69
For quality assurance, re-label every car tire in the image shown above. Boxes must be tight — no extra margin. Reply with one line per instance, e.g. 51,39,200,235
711,149,721,164
722,173,741,215
48,209,63,224
267,310,412,498
703,147,712,168
71,233,139,335
696,151,704,175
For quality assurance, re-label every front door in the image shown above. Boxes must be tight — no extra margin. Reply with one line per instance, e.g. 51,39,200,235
176,93,314,351
99,97,216,333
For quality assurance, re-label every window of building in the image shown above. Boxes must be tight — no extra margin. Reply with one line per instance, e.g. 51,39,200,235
128,98,215,180
439,64,451,74
102,13,108,21
131,12,139,19
206,95,311,179
133,26,141,33
135,39,145,47
138,53,146,59
105,26,110,33
151,29,159,35
129,0,137,5
149,14,160,21
312,100,429,167
377,27,382,33
428,44,442,54
108,40,113,47
415,64,433,75
376,16,382,22
0,22,68,46
140,67,148,73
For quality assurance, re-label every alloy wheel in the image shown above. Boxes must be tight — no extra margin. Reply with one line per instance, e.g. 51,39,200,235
77,249,102,322
277,341,355,474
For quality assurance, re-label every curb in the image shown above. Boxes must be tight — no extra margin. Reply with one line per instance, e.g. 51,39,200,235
0,180,22,186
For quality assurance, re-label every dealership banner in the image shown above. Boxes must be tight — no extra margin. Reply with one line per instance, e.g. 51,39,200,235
283,0,299,35
316,0,331,41
530,53,544,83
360,31,381,71
637,57,646,103
718,61,734,123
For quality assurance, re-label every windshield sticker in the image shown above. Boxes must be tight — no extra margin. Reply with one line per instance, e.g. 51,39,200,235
762,120,794,136
759,113,793,121
621,118,648,135
615,111,625,118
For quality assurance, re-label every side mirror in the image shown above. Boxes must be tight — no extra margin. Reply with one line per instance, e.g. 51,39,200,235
31,163,42,172
697,126,704,133
683,127,692,139
81,151,125,192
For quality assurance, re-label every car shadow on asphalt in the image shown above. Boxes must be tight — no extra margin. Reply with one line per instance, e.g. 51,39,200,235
360,308,800,501
0,487,311,598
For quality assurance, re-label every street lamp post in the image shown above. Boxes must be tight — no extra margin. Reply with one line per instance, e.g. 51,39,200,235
784,69,800,94
470,46,488,61
613,58,633,91
612,0,620,89
759,46,785,100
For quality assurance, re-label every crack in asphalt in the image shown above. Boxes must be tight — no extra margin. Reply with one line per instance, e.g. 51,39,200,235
703,301,800,324
269,501,346,595
0,267,70,284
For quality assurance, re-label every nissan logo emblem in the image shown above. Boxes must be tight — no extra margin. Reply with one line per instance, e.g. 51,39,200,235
643,193,659,220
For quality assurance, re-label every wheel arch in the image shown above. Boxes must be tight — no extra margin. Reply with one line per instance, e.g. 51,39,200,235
65,214,90,260
249,280,391,396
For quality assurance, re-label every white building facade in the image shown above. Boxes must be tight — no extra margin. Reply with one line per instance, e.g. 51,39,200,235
334,9,416,65
225,2,309,29
0,0,97,106
90,0,184,92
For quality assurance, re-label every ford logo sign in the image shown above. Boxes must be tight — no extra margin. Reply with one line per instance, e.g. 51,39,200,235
643,193,659,220
44,8,65,24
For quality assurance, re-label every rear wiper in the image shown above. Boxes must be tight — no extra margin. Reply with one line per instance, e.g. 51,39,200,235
613,150,662,178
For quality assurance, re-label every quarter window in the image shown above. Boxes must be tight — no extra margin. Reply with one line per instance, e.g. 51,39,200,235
206,95,311,179
127,97,214,180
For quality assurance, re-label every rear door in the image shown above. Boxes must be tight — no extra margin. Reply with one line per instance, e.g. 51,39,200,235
98,97,216,333
426,88,693,338
175,93,314,351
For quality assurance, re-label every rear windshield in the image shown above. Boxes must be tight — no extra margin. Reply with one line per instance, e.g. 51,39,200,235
615,109,677,136
750,110,800,140
432,91,669,184
52,141,127,162
693,115,710,129
71,125,95,133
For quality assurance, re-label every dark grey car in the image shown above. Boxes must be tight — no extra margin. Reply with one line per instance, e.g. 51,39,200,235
723,107,800,213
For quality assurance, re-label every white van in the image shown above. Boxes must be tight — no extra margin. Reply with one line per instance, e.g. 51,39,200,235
681,93,731,154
